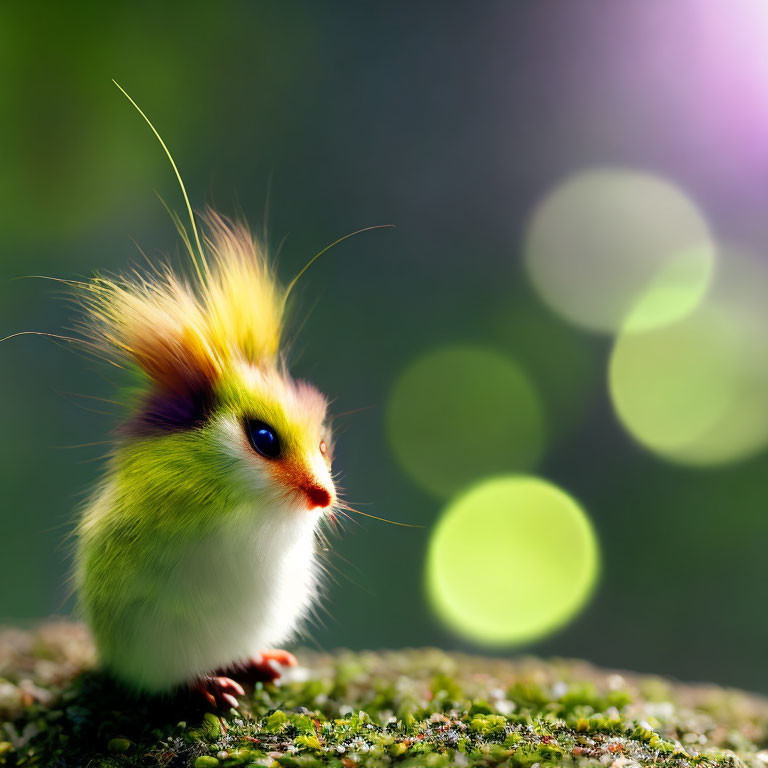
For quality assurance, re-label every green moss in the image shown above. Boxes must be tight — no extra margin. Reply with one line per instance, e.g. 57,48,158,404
1,622,767,767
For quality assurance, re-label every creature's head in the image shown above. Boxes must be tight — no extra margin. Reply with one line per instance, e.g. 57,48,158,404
81,211,335,522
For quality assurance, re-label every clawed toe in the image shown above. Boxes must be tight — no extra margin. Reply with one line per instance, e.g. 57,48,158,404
215,676,245,696
207,649,298,692
192,675,245,710
217,649,298,684
261,649,298,668
245,649,297,682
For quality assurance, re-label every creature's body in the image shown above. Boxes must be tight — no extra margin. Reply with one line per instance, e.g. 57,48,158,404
73,212,336,703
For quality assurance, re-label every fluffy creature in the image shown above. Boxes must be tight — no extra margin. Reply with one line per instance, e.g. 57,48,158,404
74,209,337,707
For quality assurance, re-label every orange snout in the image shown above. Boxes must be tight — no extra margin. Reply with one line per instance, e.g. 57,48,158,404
269,457,334,510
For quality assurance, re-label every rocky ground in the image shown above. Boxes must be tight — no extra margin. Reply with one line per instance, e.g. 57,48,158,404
1,621,767,767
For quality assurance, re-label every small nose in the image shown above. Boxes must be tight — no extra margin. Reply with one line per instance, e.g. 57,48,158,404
303,484,332,509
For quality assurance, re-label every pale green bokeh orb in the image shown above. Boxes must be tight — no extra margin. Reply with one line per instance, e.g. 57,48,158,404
426,475,599,646
524,167,715,334
387,347,546,498
610,249,768,465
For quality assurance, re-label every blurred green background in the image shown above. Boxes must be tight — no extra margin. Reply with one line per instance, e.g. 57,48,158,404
4,1,768,693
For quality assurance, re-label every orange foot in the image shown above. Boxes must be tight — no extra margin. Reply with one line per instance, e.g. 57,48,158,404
223,649,298,684
192,675,245,710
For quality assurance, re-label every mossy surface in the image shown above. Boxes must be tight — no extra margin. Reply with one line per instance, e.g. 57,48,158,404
1,622,767,767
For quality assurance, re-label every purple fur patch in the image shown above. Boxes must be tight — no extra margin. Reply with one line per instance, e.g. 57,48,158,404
126,384,215,436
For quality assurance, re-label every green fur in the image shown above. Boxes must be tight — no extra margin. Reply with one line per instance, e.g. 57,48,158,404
75,364,330,686
76,425,240,670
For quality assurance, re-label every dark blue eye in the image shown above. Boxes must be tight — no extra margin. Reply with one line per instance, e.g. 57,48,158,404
244,419,281,459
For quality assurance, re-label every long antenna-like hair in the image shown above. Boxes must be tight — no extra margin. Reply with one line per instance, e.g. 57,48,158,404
112,80,208,284
74,83,286,399
76,83,391,401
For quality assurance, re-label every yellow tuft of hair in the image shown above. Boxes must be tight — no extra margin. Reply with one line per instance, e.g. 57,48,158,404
79,210,285,395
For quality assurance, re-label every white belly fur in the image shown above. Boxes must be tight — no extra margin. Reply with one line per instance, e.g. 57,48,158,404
109,505,319,692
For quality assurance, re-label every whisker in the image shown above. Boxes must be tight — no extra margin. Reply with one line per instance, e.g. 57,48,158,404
333,509,362,530
53,441,114,449
0,330,79,344
57,391,124,407
62,402,116,417
77,452,112,465
334,405,376,419
338,504,424,529
283,224,395,303
12,275,89,287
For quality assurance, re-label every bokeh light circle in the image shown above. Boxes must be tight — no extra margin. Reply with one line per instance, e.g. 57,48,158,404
426,475,599,646
525,167,715,334
387,347,546,498
610,248,768,465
